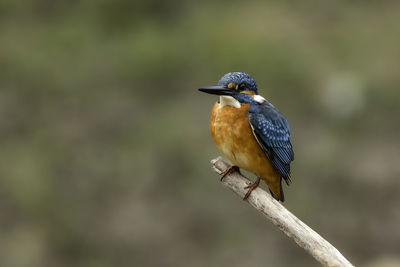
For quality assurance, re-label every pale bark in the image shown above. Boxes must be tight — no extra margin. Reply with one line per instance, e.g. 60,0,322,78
211,157,354,267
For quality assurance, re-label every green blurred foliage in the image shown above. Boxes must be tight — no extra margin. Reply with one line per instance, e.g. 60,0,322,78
0,1,400,267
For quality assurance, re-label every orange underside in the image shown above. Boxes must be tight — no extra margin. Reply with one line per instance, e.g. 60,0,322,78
209,101,283,200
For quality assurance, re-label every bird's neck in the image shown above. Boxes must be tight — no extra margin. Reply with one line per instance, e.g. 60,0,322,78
219,96,241,109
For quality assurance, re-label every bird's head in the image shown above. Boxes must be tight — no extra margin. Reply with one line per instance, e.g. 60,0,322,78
198,72,258,97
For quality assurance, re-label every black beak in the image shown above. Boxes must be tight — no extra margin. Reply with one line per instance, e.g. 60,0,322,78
198,85,235,96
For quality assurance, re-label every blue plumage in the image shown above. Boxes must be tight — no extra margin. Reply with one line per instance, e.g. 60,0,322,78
218,72,258,94
248,104,294,184
235,93,294,184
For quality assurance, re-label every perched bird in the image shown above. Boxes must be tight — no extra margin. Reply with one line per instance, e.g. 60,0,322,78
199,72,294,201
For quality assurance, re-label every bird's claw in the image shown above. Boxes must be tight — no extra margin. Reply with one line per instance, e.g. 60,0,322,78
243,177,261,200
220,165,241,181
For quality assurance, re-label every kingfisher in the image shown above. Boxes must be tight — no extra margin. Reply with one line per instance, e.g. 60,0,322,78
199,72,294,201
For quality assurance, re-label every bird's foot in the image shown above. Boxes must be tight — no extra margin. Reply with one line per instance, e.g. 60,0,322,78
220,165,241,181
243,177,261,200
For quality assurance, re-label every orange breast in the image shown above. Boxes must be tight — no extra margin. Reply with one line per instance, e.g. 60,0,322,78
209,102,279,180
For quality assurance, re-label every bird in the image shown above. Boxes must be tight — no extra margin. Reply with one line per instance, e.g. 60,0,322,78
199,72,294,201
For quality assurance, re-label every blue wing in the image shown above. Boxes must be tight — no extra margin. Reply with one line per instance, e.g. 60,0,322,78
248,101,294,184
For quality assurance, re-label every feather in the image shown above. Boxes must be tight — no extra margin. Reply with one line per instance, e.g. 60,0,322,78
248,101,294,184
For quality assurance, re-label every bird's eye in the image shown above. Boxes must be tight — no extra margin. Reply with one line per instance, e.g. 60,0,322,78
239,83,247,90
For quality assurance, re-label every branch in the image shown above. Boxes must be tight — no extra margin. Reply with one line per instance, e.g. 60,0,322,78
211,157,354,267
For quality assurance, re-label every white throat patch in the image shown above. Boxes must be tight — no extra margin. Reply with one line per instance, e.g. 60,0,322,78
219,96,241,109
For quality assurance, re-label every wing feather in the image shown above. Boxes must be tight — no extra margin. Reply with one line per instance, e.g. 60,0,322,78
248,102,294,184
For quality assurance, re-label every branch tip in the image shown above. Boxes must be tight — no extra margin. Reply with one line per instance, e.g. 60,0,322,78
209,157,353,267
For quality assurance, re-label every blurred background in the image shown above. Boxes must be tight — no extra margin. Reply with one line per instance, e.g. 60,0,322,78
1,1,400,266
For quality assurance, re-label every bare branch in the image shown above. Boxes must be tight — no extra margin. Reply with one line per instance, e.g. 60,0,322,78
211,157,354,267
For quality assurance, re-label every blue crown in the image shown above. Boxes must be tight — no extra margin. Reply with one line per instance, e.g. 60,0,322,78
218,72,258,94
